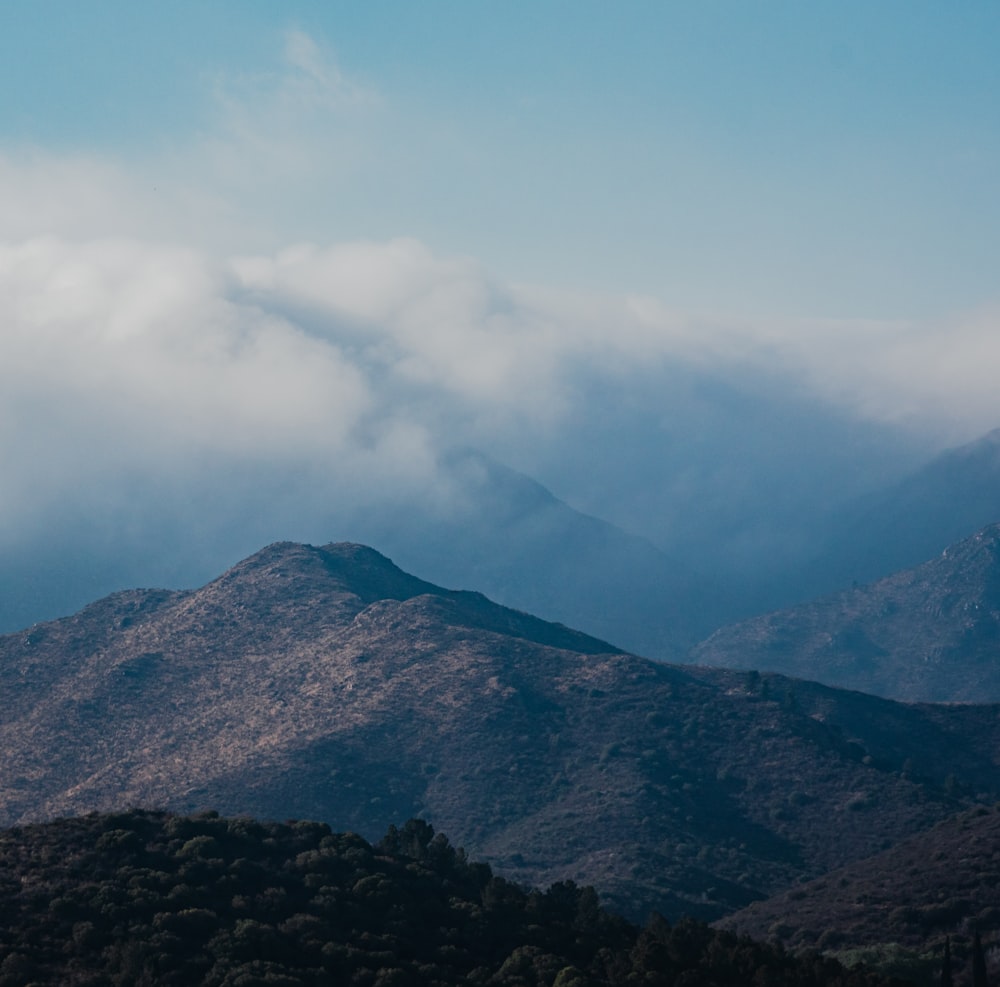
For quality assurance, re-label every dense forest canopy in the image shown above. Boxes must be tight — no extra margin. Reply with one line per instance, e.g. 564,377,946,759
0,809,912,987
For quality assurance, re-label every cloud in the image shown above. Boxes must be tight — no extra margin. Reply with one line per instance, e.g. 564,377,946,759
0,237,373,537
1,229,996,541
231,239,573,422
279,29,378,109
0,24,989,454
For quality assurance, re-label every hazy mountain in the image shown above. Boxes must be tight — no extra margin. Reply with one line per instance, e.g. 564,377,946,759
4,541,1000,921
787,428,1000,603
0,419,993,666
364,452,727,659
691,521,1000,702
717,803,1000,981
409,426,1000,651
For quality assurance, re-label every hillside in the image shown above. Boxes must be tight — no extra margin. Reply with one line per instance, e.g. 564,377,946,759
691,522,1000,702
4,542,1000,921
717,803,1000,984
0,809,905,987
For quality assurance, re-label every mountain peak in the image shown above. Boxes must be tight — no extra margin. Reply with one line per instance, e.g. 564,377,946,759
213,541,441,607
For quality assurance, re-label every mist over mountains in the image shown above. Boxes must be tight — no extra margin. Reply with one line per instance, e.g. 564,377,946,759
2,210,997,659
1,410,995,669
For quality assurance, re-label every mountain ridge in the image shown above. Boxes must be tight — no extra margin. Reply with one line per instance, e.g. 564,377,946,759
691,521,1000,701
5,541,1000,921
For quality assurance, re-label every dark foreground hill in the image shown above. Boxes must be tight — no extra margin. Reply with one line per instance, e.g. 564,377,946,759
691,522,1000,702
0,809,907,987
717,803,1000,985
5,542,1000,921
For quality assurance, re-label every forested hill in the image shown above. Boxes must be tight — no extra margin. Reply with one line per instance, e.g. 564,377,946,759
0,809,908,987
717,803,1000,981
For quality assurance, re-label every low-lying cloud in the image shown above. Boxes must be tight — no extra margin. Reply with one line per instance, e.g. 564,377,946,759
1,227,994,535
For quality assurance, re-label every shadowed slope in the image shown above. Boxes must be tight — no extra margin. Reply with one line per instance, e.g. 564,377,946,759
717,802,1000,981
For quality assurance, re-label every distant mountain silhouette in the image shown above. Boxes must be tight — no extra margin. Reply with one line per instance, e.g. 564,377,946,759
6,542,1000,920
691,521,1000,702
366,451,727,659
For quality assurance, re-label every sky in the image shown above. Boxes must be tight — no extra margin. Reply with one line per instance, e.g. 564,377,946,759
3,2,999,318
1,2,999,620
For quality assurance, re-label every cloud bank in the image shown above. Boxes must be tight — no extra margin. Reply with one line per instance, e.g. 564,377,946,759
0,229,994,530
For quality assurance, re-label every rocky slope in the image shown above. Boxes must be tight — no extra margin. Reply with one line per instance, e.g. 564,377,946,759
692,522,1000,702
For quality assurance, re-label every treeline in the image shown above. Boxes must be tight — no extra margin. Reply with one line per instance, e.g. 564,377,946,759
0,809,909,986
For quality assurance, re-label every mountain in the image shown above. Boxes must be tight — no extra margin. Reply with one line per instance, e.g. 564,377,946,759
717,803,1000,983
6,541,1000,922
691,521,1000,702
389,430,1000,652
366,452,727,659
0,451,719,661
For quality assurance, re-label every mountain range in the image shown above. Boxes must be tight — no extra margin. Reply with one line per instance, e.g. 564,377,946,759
5,540,1000,927
4,424,1000,678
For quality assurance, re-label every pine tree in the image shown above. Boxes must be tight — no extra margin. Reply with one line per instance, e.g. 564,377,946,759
973,931,989,987
940,936,952,987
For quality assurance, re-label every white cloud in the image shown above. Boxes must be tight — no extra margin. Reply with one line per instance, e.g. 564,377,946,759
279,29,377,109
1,227,995,542
232,239,571,418
0,237,378,531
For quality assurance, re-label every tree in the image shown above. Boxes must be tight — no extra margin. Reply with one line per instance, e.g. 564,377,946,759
940,936,952,987
973,931,988,987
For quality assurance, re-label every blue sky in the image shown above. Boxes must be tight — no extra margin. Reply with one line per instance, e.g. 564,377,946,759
2,2,999,318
